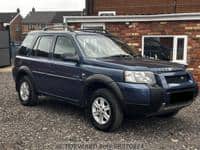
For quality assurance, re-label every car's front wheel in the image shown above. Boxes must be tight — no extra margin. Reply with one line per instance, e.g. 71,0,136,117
88,88,123,132
18,76,38,106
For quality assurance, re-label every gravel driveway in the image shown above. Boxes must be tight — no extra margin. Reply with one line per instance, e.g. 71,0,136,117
0,72,199,150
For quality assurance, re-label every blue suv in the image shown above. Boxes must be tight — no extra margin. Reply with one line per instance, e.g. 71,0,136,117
13,30,198,131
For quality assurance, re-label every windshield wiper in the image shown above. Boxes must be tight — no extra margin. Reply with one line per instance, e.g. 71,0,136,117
107,54,133,58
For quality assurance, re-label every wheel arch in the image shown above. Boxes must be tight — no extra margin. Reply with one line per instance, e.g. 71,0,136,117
15,66,36,92
82,74,125,110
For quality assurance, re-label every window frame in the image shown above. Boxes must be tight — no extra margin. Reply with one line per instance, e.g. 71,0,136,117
142,35,188,65
32,35,54,58
52,35,79,61
98,11,116,16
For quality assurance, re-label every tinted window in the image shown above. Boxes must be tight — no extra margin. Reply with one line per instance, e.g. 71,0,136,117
18,35,35,56
36,36,53,58
54,36,76,59
144,37,173,61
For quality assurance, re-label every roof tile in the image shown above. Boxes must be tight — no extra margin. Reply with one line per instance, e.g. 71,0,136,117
23,11,82,24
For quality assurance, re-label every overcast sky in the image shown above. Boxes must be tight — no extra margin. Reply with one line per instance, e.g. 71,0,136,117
0,0,85,17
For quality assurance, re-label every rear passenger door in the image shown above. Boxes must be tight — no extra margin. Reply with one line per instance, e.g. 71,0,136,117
30,35,55,93
50,35,82,102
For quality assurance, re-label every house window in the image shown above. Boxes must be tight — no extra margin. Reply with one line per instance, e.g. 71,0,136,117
142,35,188,64
28,24,35,30
98,11,116,16
16,25,19,32
81,23,105,31
41,24,46,29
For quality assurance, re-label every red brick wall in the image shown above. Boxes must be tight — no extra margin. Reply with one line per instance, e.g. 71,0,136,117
92,0,175,15
177,0,200,13
106,21,200,84
10,15,22,42
69,21,200,84
88,0,200,15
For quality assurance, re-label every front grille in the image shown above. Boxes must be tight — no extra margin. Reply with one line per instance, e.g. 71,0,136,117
169,91,194,105
165,74,190,84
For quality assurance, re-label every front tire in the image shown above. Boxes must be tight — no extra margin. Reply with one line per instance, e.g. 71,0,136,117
17,76,38,106
88,88,123,132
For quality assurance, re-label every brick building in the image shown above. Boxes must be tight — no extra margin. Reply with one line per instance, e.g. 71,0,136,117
0,9,22,42
22,8,82,37
86,0,200,15
63,1,200,85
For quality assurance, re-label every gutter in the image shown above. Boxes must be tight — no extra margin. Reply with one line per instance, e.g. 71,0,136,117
63,13,200,23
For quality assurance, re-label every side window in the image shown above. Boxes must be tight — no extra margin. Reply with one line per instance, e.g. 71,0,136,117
54,36,77,59
34,36,53,58
18,34,35,56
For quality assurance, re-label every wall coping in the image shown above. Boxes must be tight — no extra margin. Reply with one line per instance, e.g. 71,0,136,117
63,13,200,23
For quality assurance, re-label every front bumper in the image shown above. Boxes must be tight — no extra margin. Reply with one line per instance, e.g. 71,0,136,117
118,81,198,116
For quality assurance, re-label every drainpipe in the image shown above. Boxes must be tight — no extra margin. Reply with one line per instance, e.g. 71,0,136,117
174,0,177,13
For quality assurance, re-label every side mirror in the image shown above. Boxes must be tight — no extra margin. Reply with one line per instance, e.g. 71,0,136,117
62,53,80,63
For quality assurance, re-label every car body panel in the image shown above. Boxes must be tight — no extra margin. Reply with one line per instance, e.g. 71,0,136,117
13,30,198,116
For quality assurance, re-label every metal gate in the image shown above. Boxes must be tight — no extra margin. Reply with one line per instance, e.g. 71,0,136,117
0,31,11,67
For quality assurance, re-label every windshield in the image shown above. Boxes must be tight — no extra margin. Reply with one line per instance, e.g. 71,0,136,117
77,35,130,58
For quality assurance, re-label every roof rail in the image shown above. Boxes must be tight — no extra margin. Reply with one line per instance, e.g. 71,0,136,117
42,25,74,32
80,28,117,37
80,28,109,34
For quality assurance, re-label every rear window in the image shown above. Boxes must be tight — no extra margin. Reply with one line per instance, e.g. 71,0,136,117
22,35,35,48
18,34,35,56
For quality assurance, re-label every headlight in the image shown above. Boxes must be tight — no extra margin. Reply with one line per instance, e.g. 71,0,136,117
124,71,156,85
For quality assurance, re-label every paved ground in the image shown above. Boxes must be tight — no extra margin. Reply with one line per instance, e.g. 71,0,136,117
0,66,12,73
0,72,199,150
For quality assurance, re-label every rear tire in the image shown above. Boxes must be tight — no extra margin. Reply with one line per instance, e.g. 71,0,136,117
88,88,123,132
17,76,38,106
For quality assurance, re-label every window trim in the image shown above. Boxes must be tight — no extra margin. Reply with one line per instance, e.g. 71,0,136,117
142,35,188,65
98,11,116,16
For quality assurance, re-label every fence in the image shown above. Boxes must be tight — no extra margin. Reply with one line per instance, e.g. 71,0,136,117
0,31,11,67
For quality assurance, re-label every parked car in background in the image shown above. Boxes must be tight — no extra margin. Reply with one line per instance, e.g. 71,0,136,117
13,28,198,131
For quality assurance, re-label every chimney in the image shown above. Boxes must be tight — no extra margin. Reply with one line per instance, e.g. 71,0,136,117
17,8,20,13
32,7,36,13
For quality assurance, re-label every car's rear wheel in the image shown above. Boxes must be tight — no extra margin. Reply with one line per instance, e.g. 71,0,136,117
88,88,123,132
18,76,38,106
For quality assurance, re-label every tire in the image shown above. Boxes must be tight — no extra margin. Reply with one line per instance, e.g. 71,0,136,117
17,76,38,106
88,88,123,132
157,110,179,118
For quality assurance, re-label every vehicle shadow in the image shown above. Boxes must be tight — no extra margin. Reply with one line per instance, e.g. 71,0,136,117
37,96,84,116
37,96,192,135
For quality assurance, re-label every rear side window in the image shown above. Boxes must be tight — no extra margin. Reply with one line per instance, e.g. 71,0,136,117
18,35,35,56
22,35,35,48
34,36,53,58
